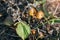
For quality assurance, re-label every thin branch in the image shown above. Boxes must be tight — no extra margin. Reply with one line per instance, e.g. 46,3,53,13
53,3,59,16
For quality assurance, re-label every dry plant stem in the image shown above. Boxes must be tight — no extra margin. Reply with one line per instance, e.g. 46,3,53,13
16,7,21,22
35,29,40,40
41,21,45,26
0,30,5,35
21,6,28,18
36,37,39,40
44,17,50,24
29,36,31,40
53,3,59,16
33,35,35,40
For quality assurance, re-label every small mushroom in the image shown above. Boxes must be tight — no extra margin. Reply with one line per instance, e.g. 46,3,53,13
36,10,44,19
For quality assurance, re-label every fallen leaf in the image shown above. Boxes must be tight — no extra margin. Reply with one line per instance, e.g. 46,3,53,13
16,21,31,40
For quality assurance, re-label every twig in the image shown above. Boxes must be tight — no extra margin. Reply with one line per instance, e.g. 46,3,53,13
53,3,59,16
0,30,5,35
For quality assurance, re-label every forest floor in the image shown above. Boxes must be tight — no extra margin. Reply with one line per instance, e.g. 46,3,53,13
0,0,60,40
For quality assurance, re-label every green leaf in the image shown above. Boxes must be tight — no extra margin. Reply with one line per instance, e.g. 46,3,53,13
54,19,60,23
50,19,60,25
16,21,31,40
